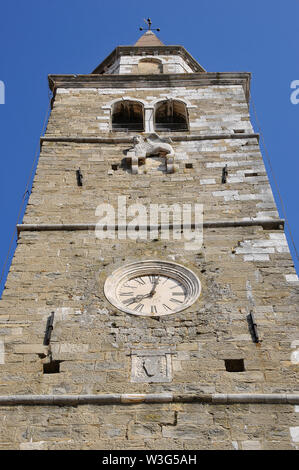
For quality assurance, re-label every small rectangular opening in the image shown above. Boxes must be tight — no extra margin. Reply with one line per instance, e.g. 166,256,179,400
111,164,119,171
245,172,259,177
224,359,245,372
185,163,193,169
233,129,245,134
43,361,61,374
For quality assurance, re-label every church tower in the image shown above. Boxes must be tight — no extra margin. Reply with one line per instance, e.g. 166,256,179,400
0,25,298,450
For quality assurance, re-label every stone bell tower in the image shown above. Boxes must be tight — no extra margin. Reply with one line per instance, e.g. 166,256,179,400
0,26,298,450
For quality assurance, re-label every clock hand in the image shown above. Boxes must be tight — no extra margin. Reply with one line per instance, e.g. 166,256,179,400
149,277,159,297
124,293,150,305
123,296,140,306
123,279,160,305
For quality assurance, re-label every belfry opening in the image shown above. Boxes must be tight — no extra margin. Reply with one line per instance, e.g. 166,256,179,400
112,100,144,132
155,100,188,131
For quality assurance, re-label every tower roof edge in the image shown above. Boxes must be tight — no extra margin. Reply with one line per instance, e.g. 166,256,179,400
91,45,206,74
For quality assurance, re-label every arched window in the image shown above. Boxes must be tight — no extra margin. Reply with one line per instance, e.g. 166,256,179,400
112,100,144,131
155,100,189,132
138,58,163,74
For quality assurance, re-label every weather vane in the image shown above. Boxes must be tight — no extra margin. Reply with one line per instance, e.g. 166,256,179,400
139,18,160,32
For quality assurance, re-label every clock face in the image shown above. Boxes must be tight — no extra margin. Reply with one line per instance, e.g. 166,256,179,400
117,274,186,315
104,260,201,317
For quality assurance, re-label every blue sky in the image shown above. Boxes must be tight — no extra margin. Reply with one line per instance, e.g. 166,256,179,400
0,0,298,295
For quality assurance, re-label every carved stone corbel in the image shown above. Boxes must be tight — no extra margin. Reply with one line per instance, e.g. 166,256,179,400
126,134,175,174
166,155,175,174
126,150,139,174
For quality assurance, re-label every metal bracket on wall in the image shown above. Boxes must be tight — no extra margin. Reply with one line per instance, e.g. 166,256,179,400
43,312,55,346
247,311,259,343
222,165,228,184
76,168,83,186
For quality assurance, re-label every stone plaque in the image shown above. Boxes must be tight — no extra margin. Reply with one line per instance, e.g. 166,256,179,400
131,349,172,383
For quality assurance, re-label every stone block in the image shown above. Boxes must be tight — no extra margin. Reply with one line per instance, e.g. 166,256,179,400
13,344,48,355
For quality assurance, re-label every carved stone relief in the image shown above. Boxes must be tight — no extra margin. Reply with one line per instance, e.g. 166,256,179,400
131,349,173,383
126,134,175,174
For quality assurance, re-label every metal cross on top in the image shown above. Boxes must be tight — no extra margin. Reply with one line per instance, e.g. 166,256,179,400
139,18,160,32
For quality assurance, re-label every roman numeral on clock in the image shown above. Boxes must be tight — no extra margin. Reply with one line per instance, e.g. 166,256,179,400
150,305,157,314
134,303,144,312
170,298,183,304
162,304,172,311
123,298,136,305
123,283,136,289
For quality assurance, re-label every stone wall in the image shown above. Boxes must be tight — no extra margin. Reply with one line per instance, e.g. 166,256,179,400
0,225,298,448
0,72,298,450
47,85,252,135
0,403,298,450
1,229,298,392
105,54,194,74
23,136,277,225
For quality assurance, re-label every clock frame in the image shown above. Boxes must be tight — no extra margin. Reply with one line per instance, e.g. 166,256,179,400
104,260,201,317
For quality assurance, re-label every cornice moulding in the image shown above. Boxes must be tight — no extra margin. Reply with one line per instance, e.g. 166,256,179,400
17,219,285,234
0,393,298,406
48,72,251,103
40,133,260,145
